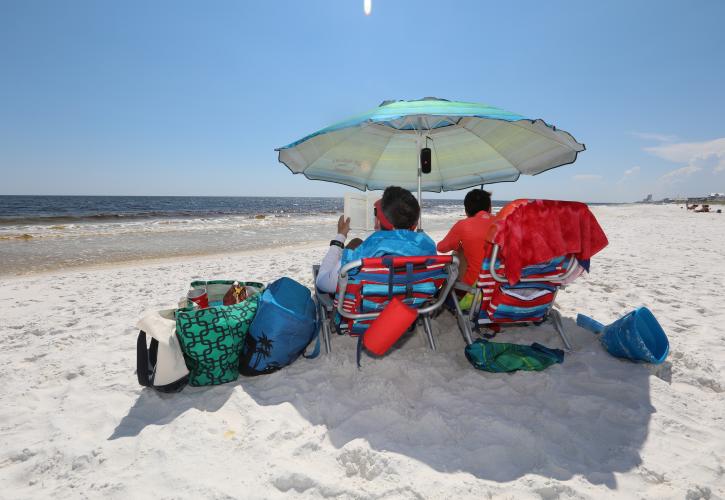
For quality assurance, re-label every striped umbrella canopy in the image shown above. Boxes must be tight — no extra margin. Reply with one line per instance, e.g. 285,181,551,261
276,97,585,193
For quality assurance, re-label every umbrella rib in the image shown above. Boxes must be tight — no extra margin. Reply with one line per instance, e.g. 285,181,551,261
436,141,445,188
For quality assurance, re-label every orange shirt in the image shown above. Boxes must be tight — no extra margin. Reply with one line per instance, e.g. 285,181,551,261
437,210,494,285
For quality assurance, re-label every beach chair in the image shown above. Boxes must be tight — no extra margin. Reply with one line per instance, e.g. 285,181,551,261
453,199,608,350
313,255,467,354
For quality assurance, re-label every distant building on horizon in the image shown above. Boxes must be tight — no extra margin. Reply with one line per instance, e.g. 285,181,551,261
683,193,725,204
645,193,723,205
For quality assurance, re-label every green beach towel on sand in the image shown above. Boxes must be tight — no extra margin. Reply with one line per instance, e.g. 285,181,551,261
465,339,565,372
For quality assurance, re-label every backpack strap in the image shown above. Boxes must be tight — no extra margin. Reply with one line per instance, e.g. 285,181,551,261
405,262,414,298
302,330,321,359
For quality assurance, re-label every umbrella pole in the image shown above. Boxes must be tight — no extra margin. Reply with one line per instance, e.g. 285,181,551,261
417,134,423,232
417,165,423,231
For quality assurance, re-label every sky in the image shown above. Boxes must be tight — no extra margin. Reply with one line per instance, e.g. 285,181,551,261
1,0,724,202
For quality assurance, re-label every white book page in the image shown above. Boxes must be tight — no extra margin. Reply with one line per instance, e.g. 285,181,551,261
344,192,380,230
344,193,368,230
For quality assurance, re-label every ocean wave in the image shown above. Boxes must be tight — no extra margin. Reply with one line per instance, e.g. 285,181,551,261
0,213,343,240
0,211,250,226
0,209,341,226
0,206,502,240
0,233,34,240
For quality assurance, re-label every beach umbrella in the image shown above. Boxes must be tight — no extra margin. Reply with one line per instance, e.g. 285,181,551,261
276,97,584,224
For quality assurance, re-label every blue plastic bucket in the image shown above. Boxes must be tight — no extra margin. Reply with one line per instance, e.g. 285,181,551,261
577,307,669,364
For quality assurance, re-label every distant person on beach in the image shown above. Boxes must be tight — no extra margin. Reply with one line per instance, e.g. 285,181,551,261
315,186,435,293
436,189,495,309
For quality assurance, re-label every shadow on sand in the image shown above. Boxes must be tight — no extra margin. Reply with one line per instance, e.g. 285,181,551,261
242,315,653,488
108,384,235,440
110,314,654,488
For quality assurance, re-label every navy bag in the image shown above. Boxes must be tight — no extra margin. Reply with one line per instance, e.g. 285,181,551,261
239,277,320,376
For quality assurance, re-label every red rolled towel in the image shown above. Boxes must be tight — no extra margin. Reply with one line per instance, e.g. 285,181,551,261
363,297,418,356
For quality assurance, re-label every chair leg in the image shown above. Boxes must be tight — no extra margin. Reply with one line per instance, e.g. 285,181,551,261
322,316,331,354
421,314,437,351
451,294,474,345
319,304,332,354
312,264,333,354
549,308,573,352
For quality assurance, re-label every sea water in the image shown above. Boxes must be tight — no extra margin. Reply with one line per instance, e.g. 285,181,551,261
0,196,498,275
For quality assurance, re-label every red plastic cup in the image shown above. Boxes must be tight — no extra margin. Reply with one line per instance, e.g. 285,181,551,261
363,297,418,356
187,288,209,309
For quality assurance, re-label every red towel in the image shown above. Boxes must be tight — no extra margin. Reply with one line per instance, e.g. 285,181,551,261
492,199,609,284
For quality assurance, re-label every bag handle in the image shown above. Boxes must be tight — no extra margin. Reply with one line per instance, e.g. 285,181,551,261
137,330,160,387
137,331,151,387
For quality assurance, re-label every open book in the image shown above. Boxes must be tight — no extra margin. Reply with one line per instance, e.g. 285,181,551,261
344,192,381,231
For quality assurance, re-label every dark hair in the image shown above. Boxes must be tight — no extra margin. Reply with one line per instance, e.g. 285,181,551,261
464,189,492,216
381,186,420,229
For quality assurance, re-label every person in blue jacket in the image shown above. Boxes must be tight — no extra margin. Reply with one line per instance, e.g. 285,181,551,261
315,186,436,293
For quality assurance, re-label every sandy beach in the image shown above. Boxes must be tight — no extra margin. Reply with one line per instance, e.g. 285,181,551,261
0,204,723,499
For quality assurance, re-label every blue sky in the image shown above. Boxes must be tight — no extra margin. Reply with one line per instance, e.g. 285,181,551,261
1,0,724,201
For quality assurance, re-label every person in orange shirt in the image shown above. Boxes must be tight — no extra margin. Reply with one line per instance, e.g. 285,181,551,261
437,189,495,309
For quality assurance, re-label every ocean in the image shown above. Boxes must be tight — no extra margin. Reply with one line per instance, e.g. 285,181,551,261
0,196,492,275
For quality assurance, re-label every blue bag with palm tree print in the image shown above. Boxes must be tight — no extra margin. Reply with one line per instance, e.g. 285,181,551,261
239,277,320,376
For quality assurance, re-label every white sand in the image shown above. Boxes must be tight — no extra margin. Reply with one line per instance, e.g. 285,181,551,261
0,205,723,499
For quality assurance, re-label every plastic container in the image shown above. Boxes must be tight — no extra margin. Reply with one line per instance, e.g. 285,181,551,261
577,307,669,364
187,288,209,309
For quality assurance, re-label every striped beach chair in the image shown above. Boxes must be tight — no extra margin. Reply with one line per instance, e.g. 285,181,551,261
455,199,607,350
467,252,580,347
314,255,465,354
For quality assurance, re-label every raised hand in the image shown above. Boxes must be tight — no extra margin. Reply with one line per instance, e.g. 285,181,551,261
337,215,351,237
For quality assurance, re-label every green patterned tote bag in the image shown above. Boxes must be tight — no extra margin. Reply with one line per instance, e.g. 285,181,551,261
176,282,263,386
